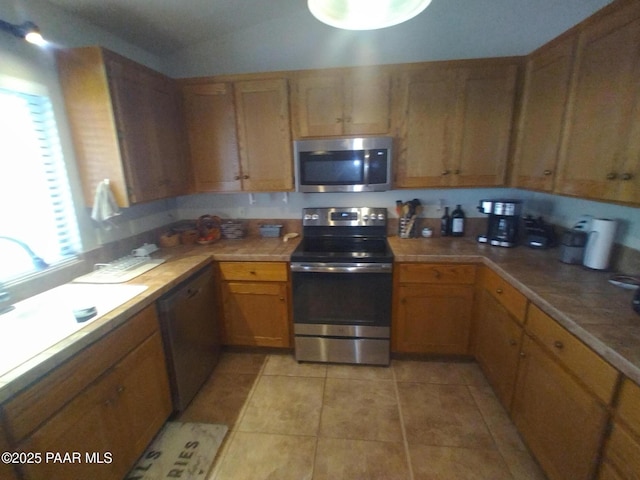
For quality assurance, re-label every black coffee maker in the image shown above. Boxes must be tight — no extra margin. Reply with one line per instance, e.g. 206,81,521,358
477,199,522,247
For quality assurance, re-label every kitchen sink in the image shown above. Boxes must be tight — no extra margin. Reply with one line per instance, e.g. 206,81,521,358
0,283,147,378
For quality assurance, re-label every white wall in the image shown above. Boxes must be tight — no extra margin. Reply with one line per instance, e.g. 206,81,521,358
162,0,613,77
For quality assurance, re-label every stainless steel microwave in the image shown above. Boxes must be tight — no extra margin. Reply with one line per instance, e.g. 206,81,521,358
294,136,393,193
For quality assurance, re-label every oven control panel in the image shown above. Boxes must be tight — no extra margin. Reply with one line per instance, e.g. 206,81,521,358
302,207,387,227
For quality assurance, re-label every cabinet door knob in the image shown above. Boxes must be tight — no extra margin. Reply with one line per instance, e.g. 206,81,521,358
336,117,343,123
621,173,633,181
553,340,564,349
234,175,241,180
509,339,517,346
279,296,285,301
519,352,526,358
496,288,503,294
606,172,617,180
441,170,451,176
243,174,249,180
117,385,125,394
543,169,553,176
453,169,461,175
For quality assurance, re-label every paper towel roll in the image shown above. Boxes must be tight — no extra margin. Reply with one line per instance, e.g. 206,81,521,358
583,218,617,270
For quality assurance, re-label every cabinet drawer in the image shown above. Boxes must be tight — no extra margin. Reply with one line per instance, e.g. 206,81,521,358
617,378,640,438
397,263,476,284
527,303,618,404
219,261,288,282
480,267,527,323
2,305,159,444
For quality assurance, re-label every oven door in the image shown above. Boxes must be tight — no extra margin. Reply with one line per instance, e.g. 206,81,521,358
291,262,392,329
291,262,392,365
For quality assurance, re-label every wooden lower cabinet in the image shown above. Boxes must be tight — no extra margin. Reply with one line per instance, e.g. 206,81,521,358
512,334,610,480
0,424,19,480
18,331,171,480
0,305,172,480
599,378,640,480
393,264,476,355
474,288,523,410
219,262,291,348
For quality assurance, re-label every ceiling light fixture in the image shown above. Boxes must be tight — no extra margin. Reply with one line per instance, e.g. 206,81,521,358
308,0,432,31
0,19,47,46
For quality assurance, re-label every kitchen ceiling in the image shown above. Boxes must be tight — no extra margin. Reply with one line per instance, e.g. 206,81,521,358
42,0,613,58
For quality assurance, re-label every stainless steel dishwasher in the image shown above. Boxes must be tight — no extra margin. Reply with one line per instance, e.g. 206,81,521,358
158,265,220,412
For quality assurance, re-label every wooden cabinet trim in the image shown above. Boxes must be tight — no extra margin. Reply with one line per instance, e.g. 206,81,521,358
527,303,619,404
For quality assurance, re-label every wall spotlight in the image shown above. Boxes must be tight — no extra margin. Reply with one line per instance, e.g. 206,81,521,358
0,19,46,46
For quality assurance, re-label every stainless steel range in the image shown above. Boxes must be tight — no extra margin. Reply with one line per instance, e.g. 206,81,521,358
290,207,393,366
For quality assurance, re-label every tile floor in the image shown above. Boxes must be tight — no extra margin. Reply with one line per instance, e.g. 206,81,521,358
178,352,547,480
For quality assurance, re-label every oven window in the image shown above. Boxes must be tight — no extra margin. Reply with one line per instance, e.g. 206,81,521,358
299,150,365,185
292,271,391,326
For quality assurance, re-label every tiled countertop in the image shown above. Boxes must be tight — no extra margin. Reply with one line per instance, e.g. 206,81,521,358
2,234,639,403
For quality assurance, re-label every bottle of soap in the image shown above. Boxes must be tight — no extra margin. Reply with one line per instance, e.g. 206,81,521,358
451,204,465,237
440,207,450,236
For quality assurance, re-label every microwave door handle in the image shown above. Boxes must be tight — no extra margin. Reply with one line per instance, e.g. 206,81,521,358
363,152,370,187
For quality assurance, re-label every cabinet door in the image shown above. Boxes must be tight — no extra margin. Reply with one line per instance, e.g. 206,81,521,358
474,289,523,410
512,36,576,191
107,58,168,204
512,335,609,480
452,63,517,187
182,82,242,192
111,331,172,468
556,3,640,202
149,76,190,197
394,67,459,188
393,283,474,355
222,281,290,347
344,70,391,135
294,74,344,137
235,79,294,191
19,370,124,480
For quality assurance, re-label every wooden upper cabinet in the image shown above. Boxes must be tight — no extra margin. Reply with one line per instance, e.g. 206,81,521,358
292,68,391,137
556,1,640,204
512,35,576,192
454,63,518,187
234,79,294,191
182,82,241,192
394,66,458,188
182,78,293,193
394,60,518,188
56,47,188,207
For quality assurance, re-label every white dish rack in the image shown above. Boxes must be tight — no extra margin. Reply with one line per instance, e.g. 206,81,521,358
73,255,165,284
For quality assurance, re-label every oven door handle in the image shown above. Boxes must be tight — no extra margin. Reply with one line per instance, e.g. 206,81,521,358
290,262,393,274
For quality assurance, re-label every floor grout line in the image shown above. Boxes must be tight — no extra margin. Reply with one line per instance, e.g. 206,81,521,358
206,354,269,480
392,364,415,480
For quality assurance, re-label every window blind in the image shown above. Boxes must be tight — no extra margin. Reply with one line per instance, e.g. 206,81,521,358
0,87,81,281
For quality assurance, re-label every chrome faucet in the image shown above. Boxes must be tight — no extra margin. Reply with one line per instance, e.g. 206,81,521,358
0,236,49,315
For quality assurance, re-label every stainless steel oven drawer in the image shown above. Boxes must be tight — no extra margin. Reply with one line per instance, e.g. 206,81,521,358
295,336,389,366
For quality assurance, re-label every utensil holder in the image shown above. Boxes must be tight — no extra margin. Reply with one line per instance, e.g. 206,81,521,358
399,217,416,238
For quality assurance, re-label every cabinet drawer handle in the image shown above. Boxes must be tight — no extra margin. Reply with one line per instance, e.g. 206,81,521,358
496,288,503,294
543,169,553,176
621,173,633,181
553,340,564,349
453,169,461,175
509,339,517,346
441,170,451,176
234,175,241,180
606,172,617,180
117,385,125,394
519,352,526,358
243,174,249,180
249,270,257,275
432,269,442,279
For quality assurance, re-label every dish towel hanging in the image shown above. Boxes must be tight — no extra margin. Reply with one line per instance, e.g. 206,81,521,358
91,179,121,227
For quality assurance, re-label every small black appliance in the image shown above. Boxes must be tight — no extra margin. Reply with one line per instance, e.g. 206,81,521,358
477,199,522,248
